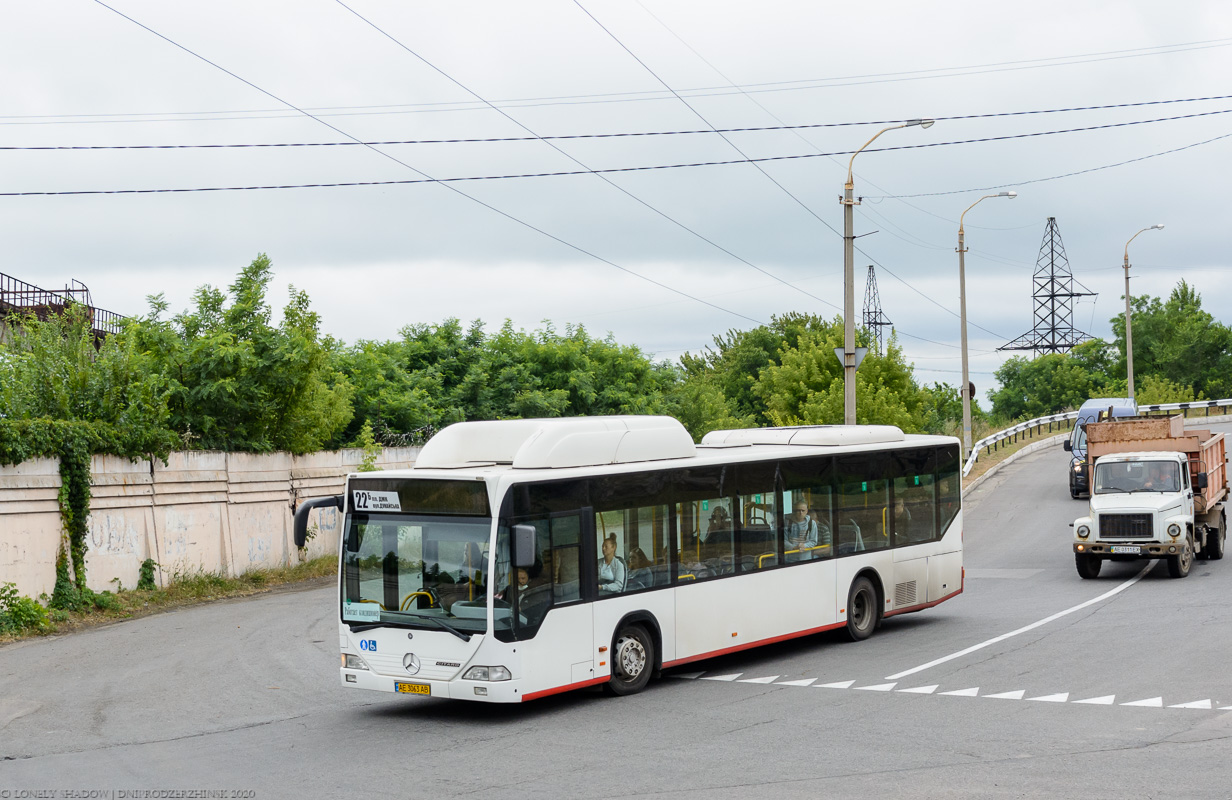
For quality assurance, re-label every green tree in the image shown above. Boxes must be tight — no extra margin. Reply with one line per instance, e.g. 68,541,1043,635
753,322,928,430
1109,280,1232,399
126,255,353,453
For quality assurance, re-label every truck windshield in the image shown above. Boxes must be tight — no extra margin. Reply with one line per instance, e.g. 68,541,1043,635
1093,461,1180,494
341,513,492,634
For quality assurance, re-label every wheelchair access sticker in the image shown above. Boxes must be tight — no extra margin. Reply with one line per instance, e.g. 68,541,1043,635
353,490,401,512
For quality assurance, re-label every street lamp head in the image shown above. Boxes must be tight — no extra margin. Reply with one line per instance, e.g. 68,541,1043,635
1152,224,1165,230
998,191,1018,198
906,118,935,129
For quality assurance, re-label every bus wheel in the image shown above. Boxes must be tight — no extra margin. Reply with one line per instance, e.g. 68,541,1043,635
1075,553,1101,579
1167,536,1194,579
844,577,878,641
605,624,654,696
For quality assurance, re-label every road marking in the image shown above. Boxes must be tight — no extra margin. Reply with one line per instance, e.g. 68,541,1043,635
1169,699,1213,709
678,671,1227,713
966,569,1045,579
1073,695,1116,705
1121,697,1164,707
884,562,1154,681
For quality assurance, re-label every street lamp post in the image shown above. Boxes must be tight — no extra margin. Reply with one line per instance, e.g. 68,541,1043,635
1123,224,1165,401
957,190,1017,456
841,118,934,425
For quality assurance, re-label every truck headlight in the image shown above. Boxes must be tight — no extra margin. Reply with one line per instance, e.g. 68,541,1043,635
343,654,370,671
463,665,511,682
1076,525,1090,539
1167,523,1181,538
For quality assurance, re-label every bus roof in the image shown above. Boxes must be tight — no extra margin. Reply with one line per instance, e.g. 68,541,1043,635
384,416,955,483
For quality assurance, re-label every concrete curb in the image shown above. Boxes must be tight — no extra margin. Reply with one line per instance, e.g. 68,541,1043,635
963,433,1068,498
961,413,1232,499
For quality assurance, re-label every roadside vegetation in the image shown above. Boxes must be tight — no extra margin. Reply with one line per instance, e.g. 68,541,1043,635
0,556,337,643
1,255,1226,633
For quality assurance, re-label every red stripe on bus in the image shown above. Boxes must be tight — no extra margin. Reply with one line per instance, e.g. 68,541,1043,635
662,621,848,669
521,676,609,702
882,585,963,619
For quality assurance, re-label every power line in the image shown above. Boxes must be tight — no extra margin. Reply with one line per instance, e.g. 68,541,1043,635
90,0,764,328
7,93,1232,148
5,36,1230,124
9,111,1229,198
330,0,843,318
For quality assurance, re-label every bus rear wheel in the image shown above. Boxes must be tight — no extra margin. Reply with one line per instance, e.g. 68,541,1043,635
844,577,879,641
605,624,654,696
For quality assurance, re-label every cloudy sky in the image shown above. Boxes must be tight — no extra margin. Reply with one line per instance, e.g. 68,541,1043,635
3,1,1230,399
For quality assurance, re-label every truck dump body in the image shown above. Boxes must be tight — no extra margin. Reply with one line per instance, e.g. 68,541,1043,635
1086,416,1226,512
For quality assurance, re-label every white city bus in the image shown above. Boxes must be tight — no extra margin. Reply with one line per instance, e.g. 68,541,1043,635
294,416,963,703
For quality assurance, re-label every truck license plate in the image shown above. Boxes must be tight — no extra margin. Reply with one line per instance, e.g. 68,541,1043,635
395,682,430,695
1110,546,1141,555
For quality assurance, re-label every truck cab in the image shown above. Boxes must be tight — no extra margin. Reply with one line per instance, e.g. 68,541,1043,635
1064,397,1136,498
1071,416,1227,579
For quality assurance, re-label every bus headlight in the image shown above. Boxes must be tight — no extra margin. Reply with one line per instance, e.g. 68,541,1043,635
1167,523,1181,538
1076,525,1090,539
343,654,370,671
463,665,511,682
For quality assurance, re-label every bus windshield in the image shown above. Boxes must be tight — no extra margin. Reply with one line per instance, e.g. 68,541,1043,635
341,513,492,634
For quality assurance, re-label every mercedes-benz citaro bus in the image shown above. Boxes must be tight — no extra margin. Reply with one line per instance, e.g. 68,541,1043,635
293,416,964,703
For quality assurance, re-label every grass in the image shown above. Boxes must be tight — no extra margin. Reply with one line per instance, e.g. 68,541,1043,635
0,555,338,644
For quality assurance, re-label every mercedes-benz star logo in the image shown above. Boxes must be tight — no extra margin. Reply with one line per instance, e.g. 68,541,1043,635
403,653,421,675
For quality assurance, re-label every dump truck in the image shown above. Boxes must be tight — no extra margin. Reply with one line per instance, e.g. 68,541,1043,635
1071,415,1227,579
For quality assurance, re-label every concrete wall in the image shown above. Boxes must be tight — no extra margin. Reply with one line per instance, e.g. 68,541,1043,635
0,447,419,599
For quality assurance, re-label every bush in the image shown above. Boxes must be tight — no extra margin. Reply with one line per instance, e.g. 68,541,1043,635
0,582,50,634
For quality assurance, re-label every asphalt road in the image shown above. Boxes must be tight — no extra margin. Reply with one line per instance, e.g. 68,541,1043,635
3,426,1232,799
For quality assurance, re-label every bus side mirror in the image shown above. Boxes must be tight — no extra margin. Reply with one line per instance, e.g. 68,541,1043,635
513,524,538,568
1063,440,1072,452
294,494,343,548
1196,473,1208,490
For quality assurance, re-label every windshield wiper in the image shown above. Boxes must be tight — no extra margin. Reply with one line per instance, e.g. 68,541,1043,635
402,612,472,642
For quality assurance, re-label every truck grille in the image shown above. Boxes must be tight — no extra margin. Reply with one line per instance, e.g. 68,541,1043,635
1099,513,1153,539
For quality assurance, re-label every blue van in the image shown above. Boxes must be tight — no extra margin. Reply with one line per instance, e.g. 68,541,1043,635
1064,397,1137,498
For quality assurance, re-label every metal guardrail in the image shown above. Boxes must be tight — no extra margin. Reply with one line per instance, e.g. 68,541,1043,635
962,398,1232,477
0,271,127,337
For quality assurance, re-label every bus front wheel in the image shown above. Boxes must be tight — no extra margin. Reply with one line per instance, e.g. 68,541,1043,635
844,577,879,641
605,624,654,696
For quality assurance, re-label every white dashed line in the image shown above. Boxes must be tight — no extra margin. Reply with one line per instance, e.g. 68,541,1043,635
700,673,742,681
985,690,1026,700
1073,695,1116,705
775,678,816,687
816,680,856,689
738,675,779,684
898,685,939,694
1121,697,1164,707
939,687,980,697
1028,693,1069,703
855,682,897,692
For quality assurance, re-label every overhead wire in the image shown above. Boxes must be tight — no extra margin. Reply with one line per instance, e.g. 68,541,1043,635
89,0,764,328
330,0,844,316
4,36,1230,123
6,93,1232,147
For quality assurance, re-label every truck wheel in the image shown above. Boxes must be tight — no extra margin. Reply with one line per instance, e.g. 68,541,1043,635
844,576,879,641
1205,513,1226,561
1075,553,1102,579
1167,537,1194,579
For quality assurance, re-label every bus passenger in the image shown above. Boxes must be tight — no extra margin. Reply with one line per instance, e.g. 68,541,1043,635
786,501,818,561
598,534,626,594
625,547,652,590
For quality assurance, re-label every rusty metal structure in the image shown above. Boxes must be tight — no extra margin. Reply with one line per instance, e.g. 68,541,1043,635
0,271,127,341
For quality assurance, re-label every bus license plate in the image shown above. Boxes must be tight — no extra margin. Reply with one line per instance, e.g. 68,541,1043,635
1110,546,1141,555
395,682,430,696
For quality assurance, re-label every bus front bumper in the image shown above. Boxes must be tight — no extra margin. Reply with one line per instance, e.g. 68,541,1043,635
340,667,522,702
